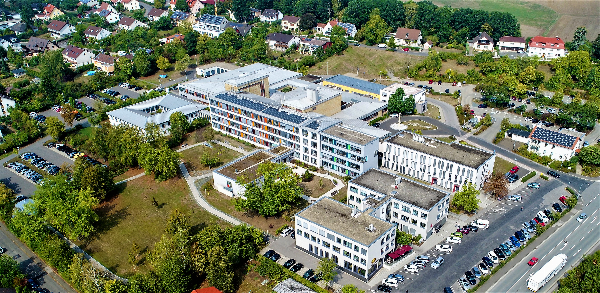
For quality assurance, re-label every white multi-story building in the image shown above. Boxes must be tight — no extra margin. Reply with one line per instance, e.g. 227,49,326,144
380,131,495,191
348,168,450,240
527,36,566,60
379,83,427,113
527,126,583,161
498,36,526,52
193,14,229,38
295,197,396,281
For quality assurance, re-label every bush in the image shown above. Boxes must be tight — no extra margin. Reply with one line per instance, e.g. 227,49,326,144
275,224,289,235
521,171,536,182
540,174,549,180
302,170,314,182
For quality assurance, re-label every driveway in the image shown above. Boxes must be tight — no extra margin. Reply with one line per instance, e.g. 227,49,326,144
108,85,141,100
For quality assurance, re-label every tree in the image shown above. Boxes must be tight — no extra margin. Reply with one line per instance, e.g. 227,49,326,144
138,144,180,181
579,145,600,166
357,8,389,46
400,96,415,115
316,257,338,286
183,32,198,55
342,284,365,293
299,13,317,31
150,232,192,293
482,173,509,199
395,230,413,245
169,112,190,145
115,57,134,79
154,0,164,8
203,126,215,141
175,0,190,12
572,26,587,51
592,34,600,60
153,16,173,31
45,116,65,140
175,54,190,74
0,255,26,289
156,56,171,71
231,0,251,22
557,250,600,293
386,36,397,51
39,50,68,96
451,182,480,213
206,246,235,293
343,0,373,29
388,87,405,114
235,162,303,217
72,158,115,200
0,182,15,222
133,49,153,77
60,104,77,127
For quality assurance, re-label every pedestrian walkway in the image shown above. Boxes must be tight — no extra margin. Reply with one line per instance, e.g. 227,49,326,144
211,139,252,155
115,172,145,185
179,162,242,225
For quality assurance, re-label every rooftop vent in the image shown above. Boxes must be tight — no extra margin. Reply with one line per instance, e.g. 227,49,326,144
351,209,361,218
366,224,376,232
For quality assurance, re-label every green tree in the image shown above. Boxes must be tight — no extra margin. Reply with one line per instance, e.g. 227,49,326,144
0,182,15,222
579,145,600,166
386,36,397,51
395,230,413,246
357,8,389,46
133,49,153,77
39,50,68,96
388,87,405,114
299,13,317,31
451,182,480,213
572,26,587,51
156,56,171,71
72,158,115,200
235,162,303,217
206,246,235,293
169,112,190,145
175,54,191,74
150,232,191,293
557,250,600,293
0,254,26,289
592,34,600,60
45,116,65,140
343,0,373,28
400,96,416,115
231,0,251,22
175,0,190,12
342,284,365,293
115,57,134,79
60,104,77,127
139,144,181,181
154,0,164,8
316,257,338,286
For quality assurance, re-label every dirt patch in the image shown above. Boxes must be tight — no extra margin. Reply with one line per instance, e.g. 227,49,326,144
423,104,441,120
428,93,460,107
299,175,336,198
520,24,544,39
546,15,600,41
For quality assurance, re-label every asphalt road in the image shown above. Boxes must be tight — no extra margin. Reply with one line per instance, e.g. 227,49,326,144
0,221,77,293
381,180,563,293
487,181,600,293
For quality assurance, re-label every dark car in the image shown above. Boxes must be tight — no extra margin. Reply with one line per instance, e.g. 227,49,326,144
290,263,303,272
531,118,539,123
478,104,487,108
515,231,526,242
377,285,392,292
543,209,554,220
552,203,563,213
309,272,322,283
465,271,476,285
482,256,494,268
270,252,281,262
283,259,296,269
27,279,39,289
493,248,506,260
372,123,381,128
547,170,560,178
444,287,454,293
526,99,531,104
263,250,275,258
303,269,314,279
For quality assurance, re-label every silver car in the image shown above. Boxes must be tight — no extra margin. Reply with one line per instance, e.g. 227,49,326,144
431,256,444,269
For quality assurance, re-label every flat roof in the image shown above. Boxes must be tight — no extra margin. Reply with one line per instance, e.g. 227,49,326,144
382,83,425,97
322,124,376,146
332,101,386,120
297,198,394,246
217,151,275,182
352,169,449,210
386,131,494,169
324,75,386,95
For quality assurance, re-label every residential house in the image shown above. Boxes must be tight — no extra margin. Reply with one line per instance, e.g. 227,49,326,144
298,38,331,55
225,23,252,37
315,23,326,34
423,40,433,50
505,128,531,144
79,0,99,7
117,17,147,30
323,75,386,100
394,28,422,47
190,0,225,14
498,36,526,52
250,8,262,19
34,4,64,20
11,68,26,78
380,131,496,191
84,26,111,41
527,126,583,161
92,3,120,23
93,53,116,73
380,83,427,113
111,0,140,11
171,11,194,25
193,14,228,38
527,36,566,60
147,8,168,21
0,35,22,52
266,33,300,51
160,34,185,44
62,45,94,68
9,23,27,35
47,20,74,39
259,9,283,23
323,20,357,38
25,37,58,54
281,15,300,31
468,32,494,52
96,2,118,13
107,94,209,133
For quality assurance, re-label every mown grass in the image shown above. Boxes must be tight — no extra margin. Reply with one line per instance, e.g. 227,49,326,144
493,157,514,174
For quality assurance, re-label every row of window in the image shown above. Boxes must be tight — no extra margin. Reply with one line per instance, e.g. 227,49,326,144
298,229,368,266
321,136,362,154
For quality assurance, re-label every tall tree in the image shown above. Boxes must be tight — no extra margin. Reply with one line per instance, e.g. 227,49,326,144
572,26,588,51
231,0,251,22
299,13,317,31
154,0,164,9
0,255,26,289
451,182,480,213
72,158,115,200
175,0,190,12
343,0,373,29
206,246,235,293
150,232,191,293
356,8,389,46
45,116,65,140
317,257,338,286
169,112,190,145
39,50,68,96
0,182,15,222
387,87,405,114
591,34,600,60
156,56,171,71
133,49,153,77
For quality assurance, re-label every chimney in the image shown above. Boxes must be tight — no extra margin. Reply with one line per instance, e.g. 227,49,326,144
307,88,318,103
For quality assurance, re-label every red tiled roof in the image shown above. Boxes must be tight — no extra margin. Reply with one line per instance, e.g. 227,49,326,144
191,288,222,293
148,8,167,17
44,4,56,14
47,20,67,32
395,27,421,41
499,36,525,43
528,36,565,49
99,2,111,10
94,53,115,65
316,23,326,28
84,25,104,36
118,17,135,26
282,15,299,23
63,45,84,59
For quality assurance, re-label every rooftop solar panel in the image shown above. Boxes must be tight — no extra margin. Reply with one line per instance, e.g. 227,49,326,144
530,127,578,148
262,107,307,124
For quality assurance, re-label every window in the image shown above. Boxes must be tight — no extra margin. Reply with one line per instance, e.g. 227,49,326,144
360,191,367,196
343,250,351,258
327,233,334,241
360,258,366,265
401,215,409,222
350,186,358,193
361,248,367,255
354,245,359,252
386,234,390,241
304,232,309,239
349,195,355,201
333,246,340,253
343,240,352,248
402,206,410,213
323,241,330,248
336,237,341,244
411,219,417,225
413,209,419,216
420,222,426,228
357,198,362,204
297,229,302,235
394,203,399,209
311,236,316,242
353,255,359,262
393,212,398,218
421,212,427,219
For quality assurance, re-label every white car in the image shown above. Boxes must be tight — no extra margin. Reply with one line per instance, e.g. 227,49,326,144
377,43,387,48
404,265,419,273
471,219,489,229
507,194,522,202
487,251,499,263
431,256,444,269
382,278,399,288
446,236,462,244
435,244,452,253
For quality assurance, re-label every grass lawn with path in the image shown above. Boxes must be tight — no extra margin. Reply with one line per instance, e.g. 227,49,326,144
299,175,336,198
401,119,438,131
180,144,242,176
77,175,224,277
423,103,441,120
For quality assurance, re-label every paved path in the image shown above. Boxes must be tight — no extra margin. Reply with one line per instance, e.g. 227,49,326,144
211,140,252,155
179,162,242,225
115,172,146,185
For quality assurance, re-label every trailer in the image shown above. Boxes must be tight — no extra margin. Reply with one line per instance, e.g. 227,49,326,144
527,254,567,292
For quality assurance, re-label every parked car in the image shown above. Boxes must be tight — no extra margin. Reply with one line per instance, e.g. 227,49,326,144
263,250,275,259
303,269,314,279
416,255,430,263
290,263,303,272
451,232,464,238
472,266,482,278
309,272,322,283
508,194,522,202
435,244,452,253
431,256,444,269
465,271,476,285
382,278,399,288
559,196,567,205
482,256,494,268
446,236,461,244
377,285,392,292
270,252,280,262
527,182,540,189
528,257,538,266
387,274,404,282
283,259,296,269
468,225,479,232
488,251,500,263
478,104,488,108
377,43,387,48
479,263,489,274
459,278,471,290
404,265,419,273
547,170,560,178
552,203,563,213
510,166,519,174
515,231,526,242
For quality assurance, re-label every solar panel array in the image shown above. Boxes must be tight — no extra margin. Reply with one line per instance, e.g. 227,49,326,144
216,93,307,124
530,127,577,148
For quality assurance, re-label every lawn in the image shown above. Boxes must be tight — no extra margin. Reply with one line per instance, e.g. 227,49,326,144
307,46,426,80
423,104,441,120
180,143,242,176
401,119,438,131
436,136,457,143
299,175,336,198
428,93,460,107
432,0,559,32
494,157,515,175
77,175,223,277
198,177,298,233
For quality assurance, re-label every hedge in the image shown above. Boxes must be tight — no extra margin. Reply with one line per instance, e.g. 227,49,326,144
521,171,536,182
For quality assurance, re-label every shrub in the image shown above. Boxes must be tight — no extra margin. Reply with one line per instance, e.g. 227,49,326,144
521,171,536,182
302,170,314,182
540,174,549,180
275,224,289,235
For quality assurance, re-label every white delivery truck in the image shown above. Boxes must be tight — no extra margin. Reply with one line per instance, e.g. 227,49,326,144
527,254,567,292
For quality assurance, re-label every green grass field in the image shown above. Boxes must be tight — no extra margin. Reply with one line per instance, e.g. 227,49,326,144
433,0,559,32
